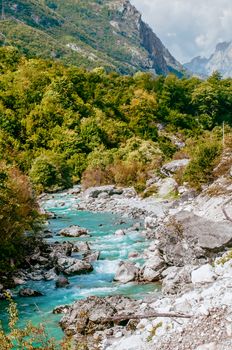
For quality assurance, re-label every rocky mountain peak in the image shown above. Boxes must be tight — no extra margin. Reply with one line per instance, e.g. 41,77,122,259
185,40,232,78
107,0,183,75
215,41,231,52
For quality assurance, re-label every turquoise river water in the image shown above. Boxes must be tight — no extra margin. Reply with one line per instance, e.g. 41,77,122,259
0,191,160,340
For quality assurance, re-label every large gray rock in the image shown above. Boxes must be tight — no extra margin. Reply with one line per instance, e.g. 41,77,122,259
56,276,70,288
19,288,43,297
162,265,193,295
59,295,142,338
44,268,58,281
156,211,232,266
56,257,93,275
162,159,190,175
84,185,123,199
175,211,232,251
59,225,89,237
72,241,90,252
141,254,166,282
49,242,73,260
114,262,139,284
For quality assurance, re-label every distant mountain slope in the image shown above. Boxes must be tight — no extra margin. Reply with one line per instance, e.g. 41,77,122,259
0,0,184,75
185,41,232,78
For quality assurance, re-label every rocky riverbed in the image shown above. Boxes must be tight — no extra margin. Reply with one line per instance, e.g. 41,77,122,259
0,162,231,349
52,166,231,349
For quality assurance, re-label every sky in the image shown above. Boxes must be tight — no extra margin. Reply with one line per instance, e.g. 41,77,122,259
130,0,232,63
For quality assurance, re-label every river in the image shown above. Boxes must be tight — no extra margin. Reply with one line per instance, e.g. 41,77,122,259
0,190,160,340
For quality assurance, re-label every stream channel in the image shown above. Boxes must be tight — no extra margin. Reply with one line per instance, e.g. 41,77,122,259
0,190,160,340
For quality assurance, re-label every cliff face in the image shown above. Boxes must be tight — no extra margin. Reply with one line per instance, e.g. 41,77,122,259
107,0,183,75
185,41,232,78
1,0,184,75
139,20,183,75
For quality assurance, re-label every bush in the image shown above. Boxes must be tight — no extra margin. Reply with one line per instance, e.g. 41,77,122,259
0,163,41,274
0,297,72,350
118,137,163,166
184,142,222,189
29,152,72,192
67,153,88,183
81,167,113,189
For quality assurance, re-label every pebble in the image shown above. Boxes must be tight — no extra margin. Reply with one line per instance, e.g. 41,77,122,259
115,331,123,338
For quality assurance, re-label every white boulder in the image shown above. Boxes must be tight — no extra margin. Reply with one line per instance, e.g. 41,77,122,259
114,262,139,284
157,178,178,198
59,225,89,237
191,264,217,285
142,255,165,282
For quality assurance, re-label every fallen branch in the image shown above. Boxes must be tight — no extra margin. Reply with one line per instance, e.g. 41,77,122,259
105,312,192,322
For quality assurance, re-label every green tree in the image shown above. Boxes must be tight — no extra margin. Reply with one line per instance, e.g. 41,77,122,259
184,142,221,189
0,163,41,274
123,89,158,141
29,152,72,192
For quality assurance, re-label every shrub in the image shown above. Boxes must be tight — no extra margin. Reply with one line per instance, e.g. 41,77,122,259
0,297,73,350
29,152,72,192
110,161,139,186
81,167,113,189
118,137,163,167
67,153,88,183
0,163,41,274
184,142,222,189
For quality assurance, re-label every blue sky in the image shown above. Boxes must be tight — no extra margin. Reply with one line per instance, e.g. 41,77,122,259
130,0,232,63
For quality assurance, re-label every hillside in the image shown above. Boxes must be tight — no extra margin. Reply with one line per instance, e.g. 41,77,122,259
185,41,232,78
0,0,184,75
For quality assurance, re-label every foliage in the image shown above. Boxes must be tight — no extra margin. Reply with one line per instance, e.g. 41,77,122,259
216,250,232,265
184,141,222,190
29,152,72,192
0,48,231,194
146,322,163,342
0,297,73,350
0,163,41,275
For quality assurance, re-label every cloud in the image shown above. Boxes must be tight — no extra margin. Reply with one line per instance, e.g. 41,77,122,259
130,0,232,63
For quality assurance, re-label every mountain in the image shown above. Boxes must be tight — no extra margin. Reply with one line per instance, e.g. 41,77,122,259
185,41,232,78
0,0,183,75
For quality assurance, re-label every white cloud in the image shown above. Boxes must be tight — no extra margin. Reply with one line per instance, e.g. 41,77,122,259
130,0,232,63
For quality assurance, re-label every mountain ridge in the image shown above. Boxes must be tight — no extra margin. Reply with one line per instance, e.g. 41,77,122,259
0,0,184,75
185,40,232,78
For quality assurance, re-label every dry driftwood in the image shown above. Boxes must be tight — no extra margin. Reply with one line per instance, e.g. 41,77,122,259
105,312,192,322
